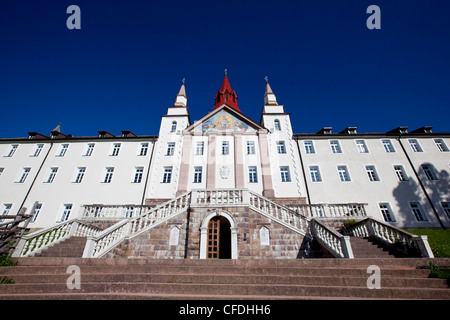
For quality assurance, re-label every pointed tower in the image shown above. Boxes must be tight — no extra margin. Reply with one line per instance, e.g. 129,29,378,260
167,81,189,117
262,78,285,114
264,80,278,106
213,72,241,113
174,80,187,107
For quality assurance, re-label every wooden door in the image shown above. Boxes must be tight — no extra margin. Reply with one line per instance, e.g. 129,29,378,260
207,217,220,259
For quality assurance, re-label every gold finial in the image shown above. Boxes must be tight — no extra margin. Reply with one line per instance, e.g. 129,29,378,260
224,68,227,75
182,77,185,84
265,76,268,82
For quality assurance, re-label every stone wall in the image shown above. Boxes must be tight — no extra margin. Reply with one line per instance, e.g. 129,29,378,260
108,205,310,259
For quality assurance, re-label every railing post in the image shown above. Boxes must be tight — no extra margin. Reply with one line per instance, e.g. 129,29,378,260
242,189,250,205
412,235,435,258
341,236,354,259
82,236,96,258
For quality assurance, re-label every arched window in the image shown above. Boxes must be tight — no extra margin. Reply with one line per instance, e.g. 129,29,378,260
170,121,177,133
274,119,281,131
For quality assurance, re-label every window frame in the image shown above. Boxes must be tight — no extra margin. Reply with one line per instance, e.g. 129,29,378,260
330,140,342,154
248,166,258,183
337,166,350,182
280,166,291,182
162,167,173,183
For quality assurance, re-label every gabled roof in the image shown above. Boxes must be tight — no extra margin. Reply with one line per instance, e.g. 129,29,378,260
184,104,266,134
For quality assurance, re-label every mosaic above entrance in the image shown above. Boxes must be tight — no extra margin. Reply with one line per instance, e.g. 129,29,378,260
202,110,250,133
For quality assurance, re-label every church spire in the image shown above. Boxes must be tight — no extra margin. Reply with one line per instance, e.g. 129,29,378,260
213,71,241,113
174,78,187,107
263,76,278,106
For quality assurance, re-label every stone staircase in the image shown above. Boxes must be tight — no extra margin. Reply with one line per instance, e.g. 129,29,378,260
33,237,87,258
350,237,395,258
1,257,449,300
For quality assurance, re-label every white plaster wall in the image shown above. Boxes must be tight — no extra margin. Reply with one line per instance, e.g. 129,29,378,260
297,136,447,228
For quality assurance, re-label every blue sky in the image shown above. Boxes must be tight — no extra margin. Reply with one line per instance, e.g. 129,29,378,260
0,0,449,138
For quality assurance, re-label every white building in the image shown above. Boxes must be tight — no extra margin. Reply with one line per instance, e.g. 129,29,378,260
1,75,449,259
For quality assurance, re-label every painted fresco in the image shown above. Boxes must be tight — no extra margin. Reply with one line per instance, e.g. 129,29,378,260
202,110,250,133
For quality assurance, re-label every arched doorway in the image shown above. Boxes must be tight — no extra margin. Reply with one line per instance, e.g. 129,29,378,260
207,216,231,259
200,211,238,259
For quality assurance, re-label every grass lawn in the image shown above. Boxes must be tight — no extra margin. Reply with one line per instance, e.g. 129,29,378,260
406,229,450,258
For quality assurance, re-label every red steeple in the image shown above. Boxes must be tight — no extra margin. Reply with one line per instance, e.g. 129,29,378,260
213,73,241,113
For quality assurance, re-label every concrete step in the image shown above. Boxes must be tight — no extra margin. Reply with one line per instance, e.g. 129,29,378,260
0,257,449,300
350,237,395,258
4,272,448,288
13,257,450,268
33,237,87,258
0,281,448,300
0,264,434,278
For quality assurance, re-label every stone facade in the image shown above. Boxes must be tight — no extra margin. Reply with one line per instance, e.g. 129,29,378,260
108,206,309,259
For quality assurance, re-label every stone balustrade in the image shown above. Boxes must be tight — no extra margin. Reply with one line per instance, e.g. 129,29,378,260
13,219,101,257
310,218,354,258
288,203,367,219
346,217,434,258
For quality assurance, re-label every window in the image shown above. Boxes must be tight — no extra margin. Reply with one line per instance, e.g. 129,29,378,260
103,168,114,183
337,166,350,182
222,141,229,155
58,144,68,157
46,168,58,183
379,203,395,222
32,144,43,157
382,140,395,153
2,204,12,216
421,164,437,180
0,168,4,176
1,204,12,221
309,166,322,182
247,141,255,155
274,119,281,131
170,121,177,133
162,167,172,183
434,139,449,152
85,143,95,156
330,140,342,153
249,167,258,183
61,204,72,222
304,141,315,154
74,168,86,183
394,165,408,181
18,168,30,183
134,167,144,183
139,143,149,156
355,140,369,153
193,167,202,183
410,202,427,221
280,167,291,182
6,145,18,157
277,141,286,154
365,165,379,181
408,139,423,152
111,143,121,156
441,202,450,220
125,207,134,218
31,203,42,222
196,142,204,155
166,142,175,156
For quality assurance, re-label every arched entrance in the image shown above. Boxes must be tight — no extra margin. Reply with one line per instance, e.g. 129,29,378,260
207,216,231,259
200,211,238,259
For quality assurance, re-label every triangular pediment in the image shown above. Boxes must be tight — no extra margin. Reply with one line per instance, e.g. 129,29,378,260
184,104,266,134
